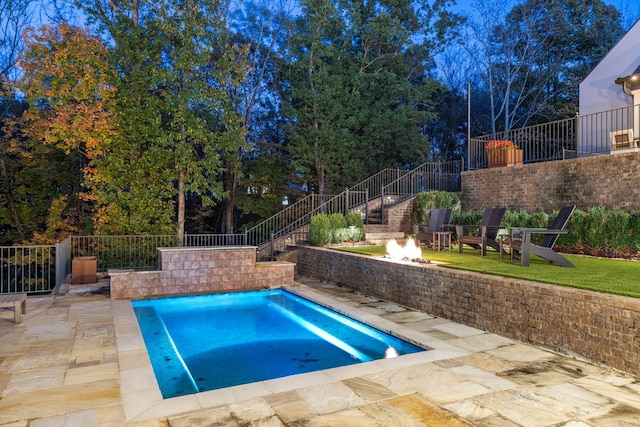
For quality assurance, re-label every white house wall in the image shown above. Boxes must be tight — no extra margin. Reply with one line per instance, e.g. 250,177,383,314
578,19,640,153
580,19,640,114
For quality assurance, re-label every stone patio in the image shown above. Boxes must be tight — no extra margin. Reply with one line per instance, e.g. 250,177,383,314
1,276,640,426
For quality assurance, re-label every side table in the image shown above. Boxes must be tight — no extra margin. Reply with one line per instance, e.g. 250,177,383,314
432,231,452,252
497,234,510,259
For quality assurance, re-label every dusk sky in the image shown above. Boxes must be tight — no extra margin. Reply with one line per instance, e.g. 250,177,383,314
452,0,640,26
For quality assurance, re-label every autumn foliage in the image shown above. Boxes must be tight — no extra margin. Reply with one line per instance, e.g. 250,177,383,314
20,23,116,159
19,23,118,232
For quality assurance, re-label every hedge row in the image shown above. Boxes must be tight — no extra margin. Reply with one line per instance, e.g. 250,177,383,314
411,191,461,224
309,213,364,246
450,207,640,253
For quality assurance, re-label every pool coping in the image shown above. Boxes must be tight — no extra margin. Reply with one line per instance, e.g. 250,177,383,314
114,282,472,423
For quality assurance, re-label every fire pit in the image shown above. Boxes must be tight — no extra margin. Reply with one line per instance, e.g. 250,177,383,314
384,238,431,264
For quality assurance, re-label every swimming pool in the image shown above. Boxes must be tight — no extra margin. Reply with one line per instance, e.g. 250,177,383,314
132,289,425,398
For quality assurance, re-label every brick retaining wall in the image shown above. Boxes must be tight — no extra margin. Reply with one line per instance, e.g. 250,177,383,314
386,198,414,234
110,247,294,299
297,246,640,376
461,151,640,212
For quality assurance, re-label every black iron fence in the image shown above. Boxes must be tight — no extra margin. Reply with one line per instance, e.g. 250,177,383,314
380,160,463,222
1,244,57,294
469,105,639,170
72,234,247,272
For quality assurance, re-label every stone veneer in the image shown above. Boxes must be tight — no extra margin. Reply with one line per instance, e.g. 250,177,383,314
461,150,640,212
109,246,294,299
296,246,640,376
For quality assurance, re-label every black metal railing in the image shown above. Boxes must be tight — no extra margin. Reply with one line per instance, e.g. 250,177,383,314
380,159,463,222
72,234,248,271
469,105,639,169
0,245,57,294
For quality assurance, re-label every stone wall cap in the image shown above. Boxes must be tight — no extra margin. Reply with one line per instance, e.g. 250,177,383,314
157,246,257,252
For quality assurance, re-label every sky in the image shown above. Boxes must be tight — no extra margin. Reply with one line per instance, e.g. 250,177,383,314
451,0,640,27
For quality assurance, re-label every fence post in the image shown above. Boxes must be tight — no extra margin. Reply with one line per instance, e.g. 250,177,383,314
380,187,385,224
270,231,275,261
54,236,72,295
365,189,369,224
55,240,61,295
344,188,349,216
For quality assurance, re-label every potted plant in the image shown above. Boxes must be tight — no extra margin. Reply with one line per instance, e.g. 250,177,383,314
485,139,523,167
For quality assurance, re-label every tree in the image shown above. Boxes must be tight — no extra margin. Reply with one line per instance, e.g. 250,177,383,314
0,88,28,242
0,0,38,243
284,0,459,194
19,23,116,237
462,0,625,135
0,0,34,79
223,0,297,233
60,0,249,236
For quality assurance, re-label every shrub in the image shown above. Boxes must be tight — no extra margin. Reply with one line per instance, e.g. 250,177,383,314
557,208,583,247
344,212,364,242
502,209,526,228
309,213,363,245
328,213,347,243
450,209,483,239
411,191,460,224
605,208,629,251
530,211,549,228
345,212,364,228
453,206,637,255
583,206,607,249
309,214,332,246
629,210,640,251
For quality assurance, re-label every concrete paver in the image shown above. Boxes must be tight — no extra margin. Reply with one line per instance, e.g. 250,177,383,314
1,275,639,426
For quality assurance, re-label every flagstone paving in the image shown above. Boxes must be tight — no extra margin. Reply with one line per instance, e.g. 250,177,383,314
1,275,640,426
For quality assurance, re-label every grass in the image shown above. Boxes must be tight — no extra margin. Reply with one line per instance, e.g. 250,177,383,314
337,245,640,298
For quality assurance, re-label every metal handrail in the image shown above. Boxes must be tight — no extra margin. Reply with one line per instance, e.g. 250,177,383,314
245,194,335,247
245,168,411,249
254,162,462,257
380,160,463,222
72,234,247,271
469,105,639,169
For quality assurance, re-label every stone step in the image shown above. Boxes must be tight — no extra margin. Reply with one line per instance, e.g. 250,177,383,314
365,232,406,245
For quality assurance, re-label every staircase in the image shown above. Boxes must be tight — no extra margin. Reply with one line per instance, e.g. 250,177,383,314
247,160,462,260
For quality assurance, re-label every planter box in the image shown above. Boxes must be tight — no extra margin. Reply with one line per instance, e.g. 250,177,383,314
72,256,97,284
488,148,523,168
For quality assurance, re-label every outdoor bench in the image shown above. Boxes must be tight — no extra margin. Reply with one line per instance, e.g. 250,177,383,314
0,294,27,324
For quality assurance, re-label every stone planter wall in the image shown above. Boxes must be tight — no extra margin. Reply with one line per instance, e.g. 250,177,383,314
110,246,294,299
296,246,640,376
461,150,640,212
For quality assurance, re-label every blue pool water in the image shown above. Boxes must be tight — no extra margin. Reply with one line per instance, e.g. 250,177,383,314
132,289,425,398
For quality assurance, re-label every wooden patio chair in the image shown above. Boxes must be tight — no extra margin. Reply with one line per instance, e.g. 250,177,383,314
414,208,453,246
455,207,506,256
509,205,576,268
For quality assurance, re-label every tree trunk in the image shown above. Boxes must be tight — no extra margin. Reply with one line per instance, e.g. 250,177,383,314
316,163,325,196
223,166,235,234
177,167,185,244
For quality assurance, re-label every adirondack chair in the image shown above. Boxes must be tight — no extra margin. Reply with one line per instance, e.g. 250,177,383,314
509,205,576,267
455,207,506,256
414,208,453,246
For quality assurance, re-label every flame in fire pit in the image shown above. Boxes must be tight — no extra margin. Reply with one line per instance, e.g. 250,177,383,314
385,237,423,261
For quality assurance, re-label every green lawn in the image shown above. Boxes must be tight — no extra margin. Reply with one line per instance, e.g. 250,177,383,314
337,245,640,298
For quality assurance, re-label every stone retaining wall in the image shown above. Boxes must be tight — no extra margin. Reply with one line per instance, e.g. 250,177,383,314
296,246,640,376
110,246,294,299
461,151,640,212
